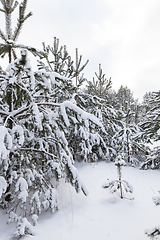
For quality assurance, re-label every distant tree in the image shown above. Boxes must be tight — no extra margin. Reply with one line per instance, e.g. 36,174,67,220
140,91,160,142
113,106,146,166
140,91,160,169
106,89,120,109
140,146,160,170
142,91,155,114
116,85,135,113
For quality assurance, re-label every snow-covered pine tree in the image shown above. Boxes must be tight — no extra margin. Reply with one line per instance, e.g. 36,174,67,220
111,86,147,166
80,65,124,162
0,1,107,237
102,155,133,199
113,108,146,166
140,91,160,169
140,91,160,142
38,44,113,162
0,49,94,234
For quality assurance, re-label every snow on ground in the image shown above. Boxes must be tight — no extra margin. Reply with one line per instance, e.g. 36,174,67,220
1,161,160,240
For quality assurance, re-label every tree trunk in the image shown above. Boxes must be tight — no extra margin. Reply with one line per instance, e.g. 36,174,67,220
126,132,130,163
118,165,123,199
5,46,13,201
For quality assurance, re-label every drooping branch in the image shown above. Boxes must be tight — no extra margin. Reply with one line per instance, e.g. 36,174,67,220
12,102,60,118
20,147,59,160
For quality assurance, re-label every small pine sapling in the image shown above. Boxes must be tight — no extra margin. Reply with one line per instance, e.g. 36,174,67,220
102,155,133,199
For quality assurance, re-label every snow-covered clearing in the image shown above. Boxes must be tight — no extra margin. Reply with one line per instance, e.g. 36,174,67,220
1,161,160,240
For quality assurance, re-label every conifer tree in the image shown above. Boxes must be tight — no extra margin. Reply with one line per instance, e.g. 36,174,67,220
82,64,122,162
38,42,115,162
113,108,146,166
140,91,160,169
0,1,107,237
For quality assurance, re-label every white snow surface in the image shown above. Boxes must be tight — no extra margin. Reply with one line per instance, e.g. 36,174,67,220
1,161,160,240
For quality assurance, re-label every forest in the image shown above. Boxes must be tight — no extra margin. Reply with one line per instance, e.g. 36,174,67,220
0,0,160,239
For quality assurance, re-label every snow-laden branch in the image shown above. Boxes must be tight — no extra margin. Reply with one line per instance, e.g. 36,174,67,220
14,44,47,59
60,101,106,132
0,126,12,159
12,103,60,118
12,100,106,133
35,71,70,85
0,110,10,116
20,147,59,160
0,176,7,199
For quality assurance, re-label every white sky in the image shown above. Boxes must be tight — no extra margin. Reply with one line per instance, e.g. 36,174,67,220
0,0,160,102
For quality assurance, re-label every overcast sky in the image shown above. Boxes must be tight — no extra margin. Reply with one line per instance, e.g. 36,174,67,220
0,0,160,102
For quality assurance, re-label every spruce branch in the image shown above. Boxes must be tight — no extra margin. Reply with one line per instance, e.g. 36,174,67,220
0,0,6,8
6,0,11,10
10,0,14,7
5,2,12,40
23,11,32,21
12,1,32,42
78,59,89,73
14,44,47,58
11,0,18,12
20,147,59,160
21,0,28,13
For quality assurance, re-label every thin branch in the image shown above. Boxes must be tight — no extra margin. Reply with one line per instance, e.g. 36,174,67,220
0,8,5,12
12,102,60,118
15,82,33,102
0,110,10,116
20,147,59,160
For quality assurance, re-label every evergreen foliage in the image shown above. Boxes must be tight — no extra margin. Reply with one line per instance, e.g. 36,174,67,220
140,91,160,142
38,38,89,89
0,1,160,239
113,108,146,166
139,91,160,169
116,85,135,112
0,1,102,237
0,48,94,236
66,92,117,162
